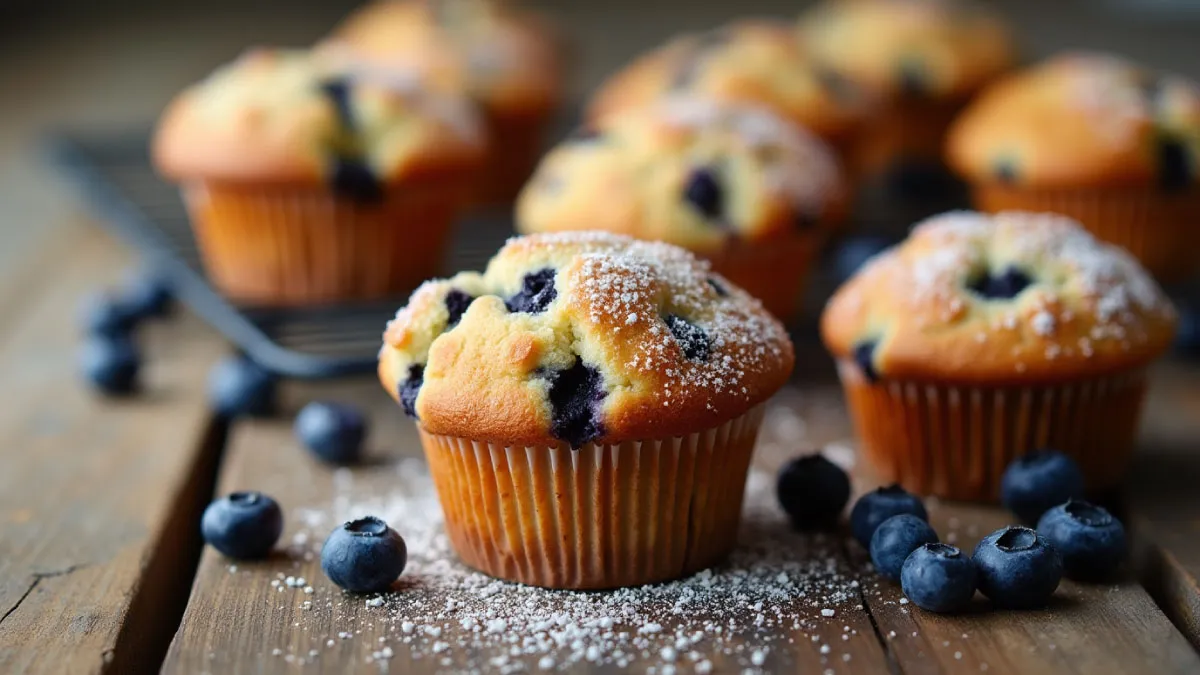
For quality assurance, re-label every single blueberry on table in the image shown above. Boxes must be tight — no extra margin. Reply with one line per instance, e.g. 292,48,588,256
506,269,558,314
776,454,851,530
208,355,277,418
901,543,978,613
664,314,712,362
871,514,939,581
1001,449,1085,523
398,364,425,420
295,401,367,465
443,289,474,328
832,236,893,286
321,516,408,593
201,491,284,560
682,167,724,221
1037,499,1127,581
119,269,174,319
852,341,880,383
967,267,1033,300
850,484,928,548
546,358,606,448
81,291,137,338
973,526,1063,609
80,334,140,395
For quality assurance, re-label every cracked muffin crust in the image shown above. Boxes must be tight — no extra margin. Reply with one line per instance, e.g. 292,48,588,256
379,231,795,447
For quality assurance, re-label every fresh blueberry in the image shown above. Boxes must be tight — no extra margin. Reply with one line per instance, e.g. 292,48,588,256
546,358,606,448
1173,302,1200,357
80,334,140,395
901,543,978,613
398,364,425,419
81,291,137,338
967,267,1033,300
444,289,474,328
1001,450,1085,523
831,236,892,286
664,314,712,362
119,269,173,319
321,516,408,593
682,167,724,221
208,355,277,418
295,401,367,465
201,491,284,560
505,269,557,314
852,341,880,383
870,514,939,581
850,484,928,548
776,454,851,530
1037,500,1127,581
972,526,1063,609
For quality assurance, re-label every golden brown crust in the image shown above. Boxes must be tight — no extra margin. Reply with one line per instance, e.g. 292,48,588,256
820,211,1176,384
153,48,484,185
799,0,1014,101
325,0,564,116
516,96,846,254
946,52,1200,188
587,19,871,143
379,232,795,446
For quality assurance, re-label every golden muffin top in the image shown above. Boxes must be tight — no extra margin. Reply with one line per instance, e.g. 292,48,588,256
799,0,1013,101
821,211,1176,384
379,231,795,447
946,52,1200,189
588,19,872,143
516,96,846,254
153,48,484,192
325,0,564,116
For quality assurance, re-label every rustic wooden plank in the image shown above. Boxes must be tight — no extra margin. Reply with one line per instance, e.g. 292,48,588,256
165,381,893,674
0,222,228,674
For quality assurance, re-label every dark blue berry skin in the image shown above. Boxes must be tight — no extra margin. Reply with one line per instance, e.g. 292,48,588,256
901,543,978,613
870,514,939,581
776,454,851,530
546,359,606,448
208,356,277,418
80,335,140,395
664,314,711,362
295,402,367,465
505,269,558,314
972,526,1063,609
831,236,893,286
81,292,137,338
967,267,1033,300
852,341,880,383
120,269,173,319
850,484,928,548
683,168,724,220
399,364,425,419
1037,500,1127,581
1001,450,1085,524
321,516,408,593
444,289,474,328
201,492,284,560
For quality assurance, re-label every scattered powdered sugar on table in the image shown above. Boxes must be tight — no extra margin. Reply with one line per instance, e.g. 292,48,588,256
280,457,866,672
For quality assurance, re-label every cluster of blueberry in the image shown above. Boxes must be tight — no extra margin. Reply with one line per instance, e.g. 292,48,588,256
776,449,1127,614
78,269,174,394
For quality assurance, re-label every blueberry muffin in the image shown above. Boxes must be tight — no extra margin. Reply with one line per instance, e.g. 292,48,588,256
154,48,484,305
326,0,565,204
588,20,871,153
800,0,1014,180
518,96,847,320
821,211,1175,501
379,231,794,588
947,52,1200,282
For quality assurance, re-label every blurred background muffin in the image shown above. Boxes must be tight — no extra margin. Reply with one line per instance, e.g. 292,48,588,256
517,96,847,320
324,0,567,205
153,47,485,306
946,52,1200,284
587,19,872,158
799,0,1014,194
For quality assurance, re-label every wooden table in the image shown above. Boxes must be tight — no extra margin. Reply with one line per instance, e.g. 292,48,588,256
4,3,1200,674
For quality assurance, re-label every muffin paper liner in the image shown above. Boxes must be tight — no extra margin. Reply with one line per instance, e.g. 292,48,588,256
475,108,553,206
973,184,1200,284
837,359,1149,502
182,182,466,306
710,233,822,323
417,405,765,590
